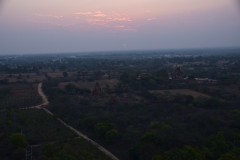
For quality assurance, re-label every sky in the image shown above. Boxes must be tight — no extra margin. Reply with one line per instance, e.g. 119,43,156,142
0,0,240,54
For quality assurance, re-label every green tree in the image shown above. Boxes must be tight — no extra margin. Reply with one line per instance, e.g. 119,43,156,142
41,142,54,157
150,121,160,130
188,104,194,108
94,122,114,138
163,146,204,160
205,131,233,159
161,122,172,131
105,129,119,144
219,147,240,160
8,133,26,148
152,154,163,160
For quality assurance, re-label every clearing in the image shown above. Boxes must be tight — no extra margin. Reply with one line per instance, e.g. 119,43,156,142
58,79,120,90
149,89,210,98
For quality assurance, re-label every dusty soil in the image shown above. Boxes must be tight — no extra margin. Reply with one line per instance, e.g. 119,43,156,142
149,89,210,98
0,73,46,82
58,79,120,90
0,83,40,98
47,71,77,78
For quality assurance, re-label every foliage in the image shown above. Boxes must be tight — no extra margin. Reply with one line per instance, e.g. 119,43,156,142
8,133,26,148
94,122,115,138
105,129,119,144
188,103,194,108
40,138,112,160
64,83,91,95
205,131,233,158
194,97,225,109
219,147,240,160
163,146,205,160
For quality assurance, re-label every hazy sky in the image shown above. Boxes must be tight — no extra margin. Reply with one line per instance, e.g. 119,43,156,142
0,0,240,54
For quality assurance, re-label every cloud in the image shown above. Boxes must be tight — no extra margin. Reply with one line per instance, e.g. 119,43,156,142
74,11,133,22
32,11,136,32
87,19,109,27
35,14,63,18
124,29,137,32
74,12,92,15
115,18,132,22
94,13,106,17
147,18,156,21
115,25,124,28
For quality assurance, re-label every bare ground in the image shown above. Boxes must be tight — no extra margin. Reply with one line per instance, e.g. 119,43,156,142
149,89,210,98
59,79,120,90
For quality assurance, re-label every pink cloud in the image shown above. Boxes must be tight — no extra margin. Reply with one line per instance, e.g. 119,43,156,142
87,19,109,27
33,11,136,32
107,17,133,22
35,14,63,18
94,13,106,17
74,12,92,15
147,18,156,21
115,25,124,28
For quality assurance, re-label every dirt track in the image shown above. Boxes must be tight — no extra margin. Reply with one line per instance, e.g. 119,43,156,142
38,83,119,160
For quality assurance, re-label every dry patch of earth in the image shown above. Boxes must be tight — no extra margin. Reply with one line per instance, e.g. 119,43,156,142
149,89,210,98
59,79,120,90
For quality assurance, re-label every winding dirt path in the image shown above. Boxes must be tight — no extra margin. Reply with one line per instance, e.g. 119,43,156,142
37,83,49,106
38,83,119,160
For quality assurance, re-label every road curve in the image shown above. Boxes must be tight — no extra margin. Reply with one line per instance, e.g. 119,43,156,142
38,83,49,106
38,83,119,160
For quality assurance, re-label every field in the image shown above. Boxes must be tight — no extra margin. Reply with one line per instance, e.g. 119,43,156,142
0,83,42,108
0,83,39,96
149,89,210,98
58,79,120,90
47,71,77,78
0,73,46,82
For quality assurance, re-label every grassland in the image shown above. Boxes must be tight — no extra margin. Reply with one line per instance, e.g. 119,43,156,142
0,83,42,108
59,79,120,90
149,89,210,98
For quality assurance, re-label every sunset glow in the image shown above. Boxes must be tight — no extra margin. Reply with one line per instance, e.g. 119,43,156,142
0,0,239,54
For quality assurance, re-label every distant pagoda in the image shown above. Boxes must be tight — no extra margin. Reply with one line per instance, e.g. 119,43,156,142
92,82,102,95
171,67,184,79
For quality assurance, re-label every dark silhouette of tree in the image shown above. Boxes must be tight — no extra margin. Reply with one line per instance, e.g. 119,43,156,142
63,71,68,77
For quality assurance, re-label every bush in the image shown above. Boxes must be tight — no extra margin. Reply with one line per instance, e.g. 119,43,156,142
194,97,225,109
94,122,114,138
8,133,26,149
188,104,194,108
105,129,119,144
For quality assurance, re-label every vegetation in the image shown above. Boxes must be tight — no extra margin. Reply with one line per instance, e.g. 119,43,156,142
1,49,240,159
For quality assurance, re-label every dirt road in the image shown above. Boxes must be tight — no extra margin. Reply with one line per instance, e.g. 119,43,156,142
38,83,119,160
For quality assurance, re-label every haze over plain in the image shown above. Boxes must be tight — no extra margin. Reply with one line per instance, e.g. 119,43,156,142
0,0,240,54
